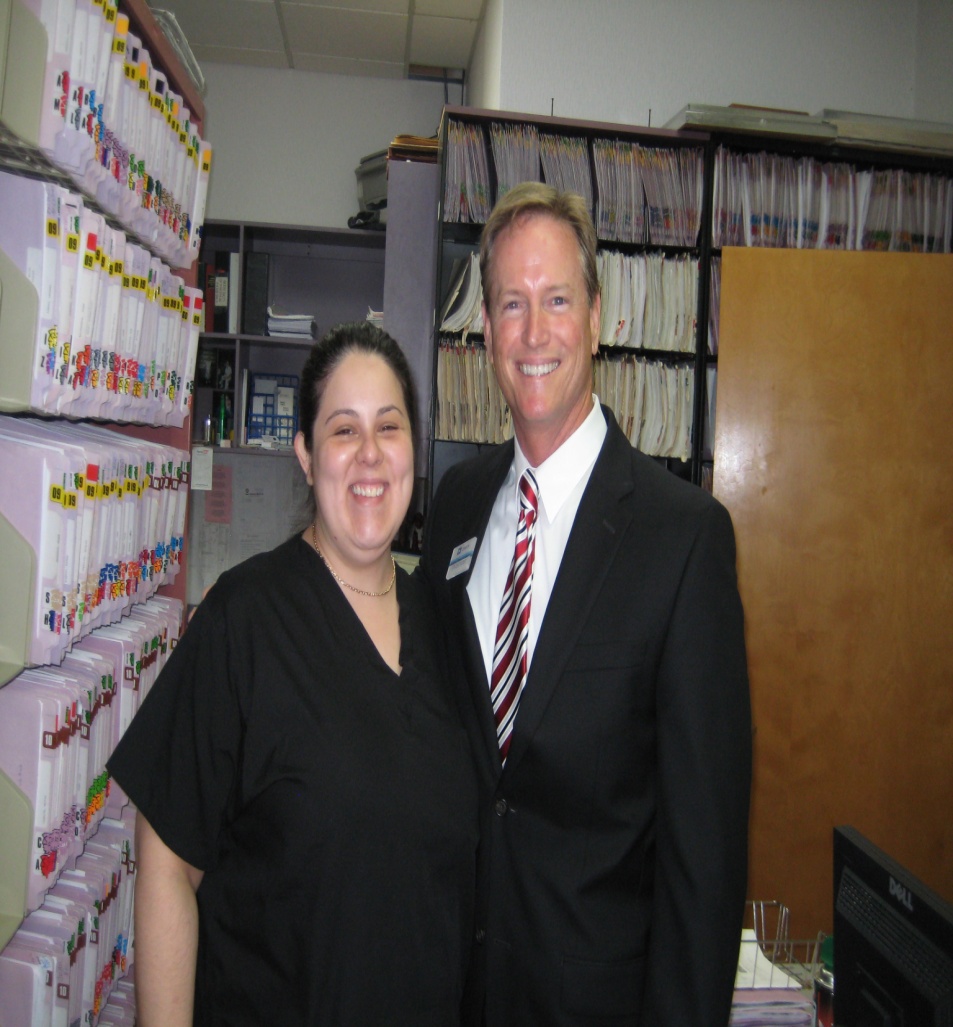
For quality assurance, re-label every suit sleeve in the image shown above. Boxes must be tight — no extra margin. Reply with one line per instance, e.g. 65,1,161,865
643,498,751,1027
418,466,451,607
417,478,439,595
418,458,472,615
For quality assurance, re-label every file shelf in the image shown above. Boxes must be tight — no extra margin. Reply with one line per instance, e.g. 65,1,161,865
0,0,204,678
430,105,953,493
195,220,386,449
0,0,210,271
0,0,206,1011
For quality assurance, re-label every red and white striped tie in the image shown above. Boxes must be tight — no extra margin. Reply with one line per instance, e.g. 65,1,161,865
491,469,539,760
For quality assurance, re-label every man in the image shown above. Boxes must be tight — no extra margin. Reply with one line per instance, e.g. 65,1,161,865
422,181,751,1026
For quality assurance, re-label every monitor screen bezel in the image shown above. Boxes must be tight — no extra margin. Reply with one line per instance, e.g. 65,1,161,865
833,824,953,1027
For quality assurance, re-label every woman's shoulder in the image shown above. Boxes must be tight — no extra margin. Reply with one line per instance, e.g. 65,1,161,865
397,564,441,640
205,535,312,610
397,562,435,617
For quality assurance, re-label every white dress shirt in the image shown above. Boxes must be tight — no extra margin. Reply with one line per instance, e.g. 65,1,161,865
467,397,607,683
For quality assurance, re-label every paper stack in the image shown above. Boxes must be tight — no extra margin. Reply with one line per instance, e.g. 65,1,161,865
266,306,316,339
439,253,484,337
730,929,814,1026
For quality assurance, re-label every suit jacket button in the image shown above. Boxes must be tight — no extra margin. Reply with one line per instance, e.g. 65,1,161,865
494,798,508,816
475,928,486,944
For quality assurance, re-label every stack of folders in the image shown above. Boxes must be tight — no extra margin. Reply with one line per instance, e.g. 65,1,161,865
0,812,139,1027
0,597,183,1025
443,119,704,247
708,256,722,356
540,133,594,211
266,306,317,339
597,251,698,352
593,357,694,461
440,253,484,337
704,365,718,461
489,122,542,200
443,120,493,223
0,598,182,906
0,170,203,423
3,0,212,267
730,929,814,1025
593,140,704,247
642,146,704,248
387,134,438,163
94,978,138,1026
0,417,189,673
712,146,953,252
593,138,648,244
435,338,512,445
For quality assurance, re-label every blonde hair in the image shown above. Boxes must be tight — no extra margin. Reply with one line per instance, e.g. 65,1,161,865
479,181,599,309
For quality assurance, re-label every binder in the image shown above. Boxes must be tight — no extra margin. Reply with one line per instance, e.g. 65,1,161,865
187,141,213,265
227,250,241,333
177,284,202,423
89,225,126,420
243,250,270,336
211,250,230,332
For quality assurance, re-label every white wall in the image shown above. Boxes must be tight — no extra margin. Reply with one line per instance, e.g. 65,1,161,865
915,0,953,123
492,0,950,129
201,64,447,226
199,1,953,227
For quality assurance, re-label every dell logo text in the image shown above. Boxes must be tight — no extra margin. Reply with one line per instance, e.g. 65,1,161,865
889,876,914,912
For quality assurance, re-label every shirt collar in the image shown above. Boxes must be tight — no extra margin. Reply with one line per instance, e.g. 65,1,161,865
513,396,607,523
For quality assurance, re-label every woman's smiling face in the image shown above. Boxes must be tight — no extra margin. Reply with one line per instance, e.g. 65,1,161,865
296,350,414,568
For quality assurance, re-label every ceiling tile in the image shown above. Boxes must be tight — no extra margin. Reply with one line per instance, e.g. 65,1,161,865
150,0,284,51
282,4,408,62
410,13,475,69
415,0,483,18
294,52,405,78
191,44,289,69
289,0,409,12
146,0,486,78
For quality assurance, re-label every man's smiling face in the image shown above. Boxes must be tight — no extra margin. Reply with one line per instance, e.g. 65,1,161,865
482,213,601,467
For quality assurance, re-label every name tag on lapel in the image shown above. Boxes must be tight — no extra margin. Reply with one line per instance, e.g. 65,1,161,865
447,537,477,580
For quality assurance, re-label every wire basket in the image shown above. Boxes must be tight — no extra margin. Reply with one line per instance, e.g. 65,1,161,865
737,900,827,991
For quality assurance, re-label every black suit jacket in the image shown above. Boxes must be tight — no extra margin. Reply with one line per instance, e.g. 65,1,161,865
421,411,752,1026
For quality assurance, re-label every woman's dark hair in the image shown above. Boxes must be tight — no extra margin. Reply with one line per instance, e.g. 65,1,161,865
298,321,419,451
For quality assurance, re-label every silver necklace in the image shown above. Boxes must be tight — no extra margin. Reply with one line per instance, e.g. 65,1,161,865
311,522,396,597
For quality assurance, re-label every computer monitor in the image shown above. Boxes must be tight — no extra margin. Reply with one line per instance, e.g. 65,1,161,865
833,825,953,1026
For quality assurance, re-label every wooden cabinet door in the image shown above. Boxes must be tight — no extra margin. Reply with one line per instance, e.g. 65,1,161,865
715,248,953,937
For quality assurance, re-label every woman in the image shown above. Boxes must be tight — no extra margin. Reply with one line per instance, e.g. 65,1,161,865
107,323,479,1026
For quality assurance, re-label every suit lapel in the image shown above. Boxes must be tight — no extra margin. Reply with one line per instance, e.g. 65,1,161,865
503,418,636,774
443,443,514,770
